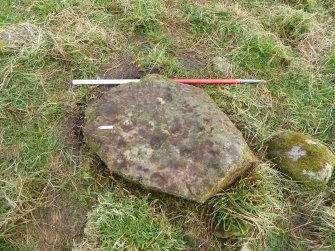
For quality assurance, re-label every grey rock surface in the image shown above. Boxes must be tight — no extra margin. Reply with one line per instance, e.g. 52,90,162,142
241,243,253,251
84,75,257,202
212,56,233,76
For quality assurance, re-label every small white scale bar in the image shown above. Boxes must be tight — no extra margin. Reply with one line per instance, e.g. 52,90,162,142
98,125,114,130
73,79,140,85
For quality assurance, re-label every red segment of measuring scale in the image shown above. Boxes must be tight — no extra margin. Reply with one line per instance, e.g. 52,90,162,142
175,79,242,85
174,79,268,85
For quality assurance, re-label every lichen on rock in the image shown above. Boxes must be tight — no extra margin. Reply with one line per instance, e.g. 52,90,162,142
83,75,257,203
267,132,335,186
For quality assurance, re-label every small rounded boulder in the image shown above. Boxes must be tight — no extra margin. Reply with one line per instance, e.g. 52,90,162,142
267,132,335,186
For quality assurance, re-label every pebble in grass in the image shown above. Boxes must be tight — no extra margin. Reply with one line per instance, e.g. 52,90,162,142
83,75,257,203
212,56,233,76
0,23,41,53
267,132,335,186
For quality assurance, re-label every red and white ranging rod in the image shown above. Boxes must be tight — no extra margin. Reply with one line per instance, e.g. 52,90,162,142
72,79,266,85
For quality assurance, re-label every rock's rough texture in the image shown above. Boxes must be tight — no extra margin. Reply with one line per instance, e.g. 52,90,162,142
268,132,335,186
84,75,257,203
212,56,233,76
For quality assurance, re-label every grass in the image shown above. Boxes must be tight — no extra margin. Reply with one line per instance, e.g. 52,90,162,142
74,191,186,250
112,0,165,33
263,5,317,42
0,0,334,250
210,165,285,245
210,164,335,250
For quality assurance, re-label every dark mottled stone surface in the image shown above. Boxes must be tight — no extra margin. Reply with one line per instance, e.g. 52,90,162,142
83,75,257,203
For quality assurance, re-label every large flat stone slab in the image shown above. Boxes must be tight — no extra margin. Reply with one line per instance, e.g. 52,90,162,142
83,75,257,203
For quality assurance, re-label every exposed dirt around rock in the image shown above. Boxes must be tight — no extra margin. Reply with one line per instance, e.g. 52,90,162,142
98,54,159,79
59,107,85,159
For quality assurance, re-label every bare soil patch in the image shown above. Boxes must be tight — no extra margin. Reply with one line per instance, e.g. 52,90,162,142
59,107,85,159
36,191,90,251
98,54,159,79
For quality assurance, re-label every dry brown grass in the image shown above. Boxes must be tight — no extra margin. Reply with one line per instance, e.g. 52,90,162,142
1,0,334,250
